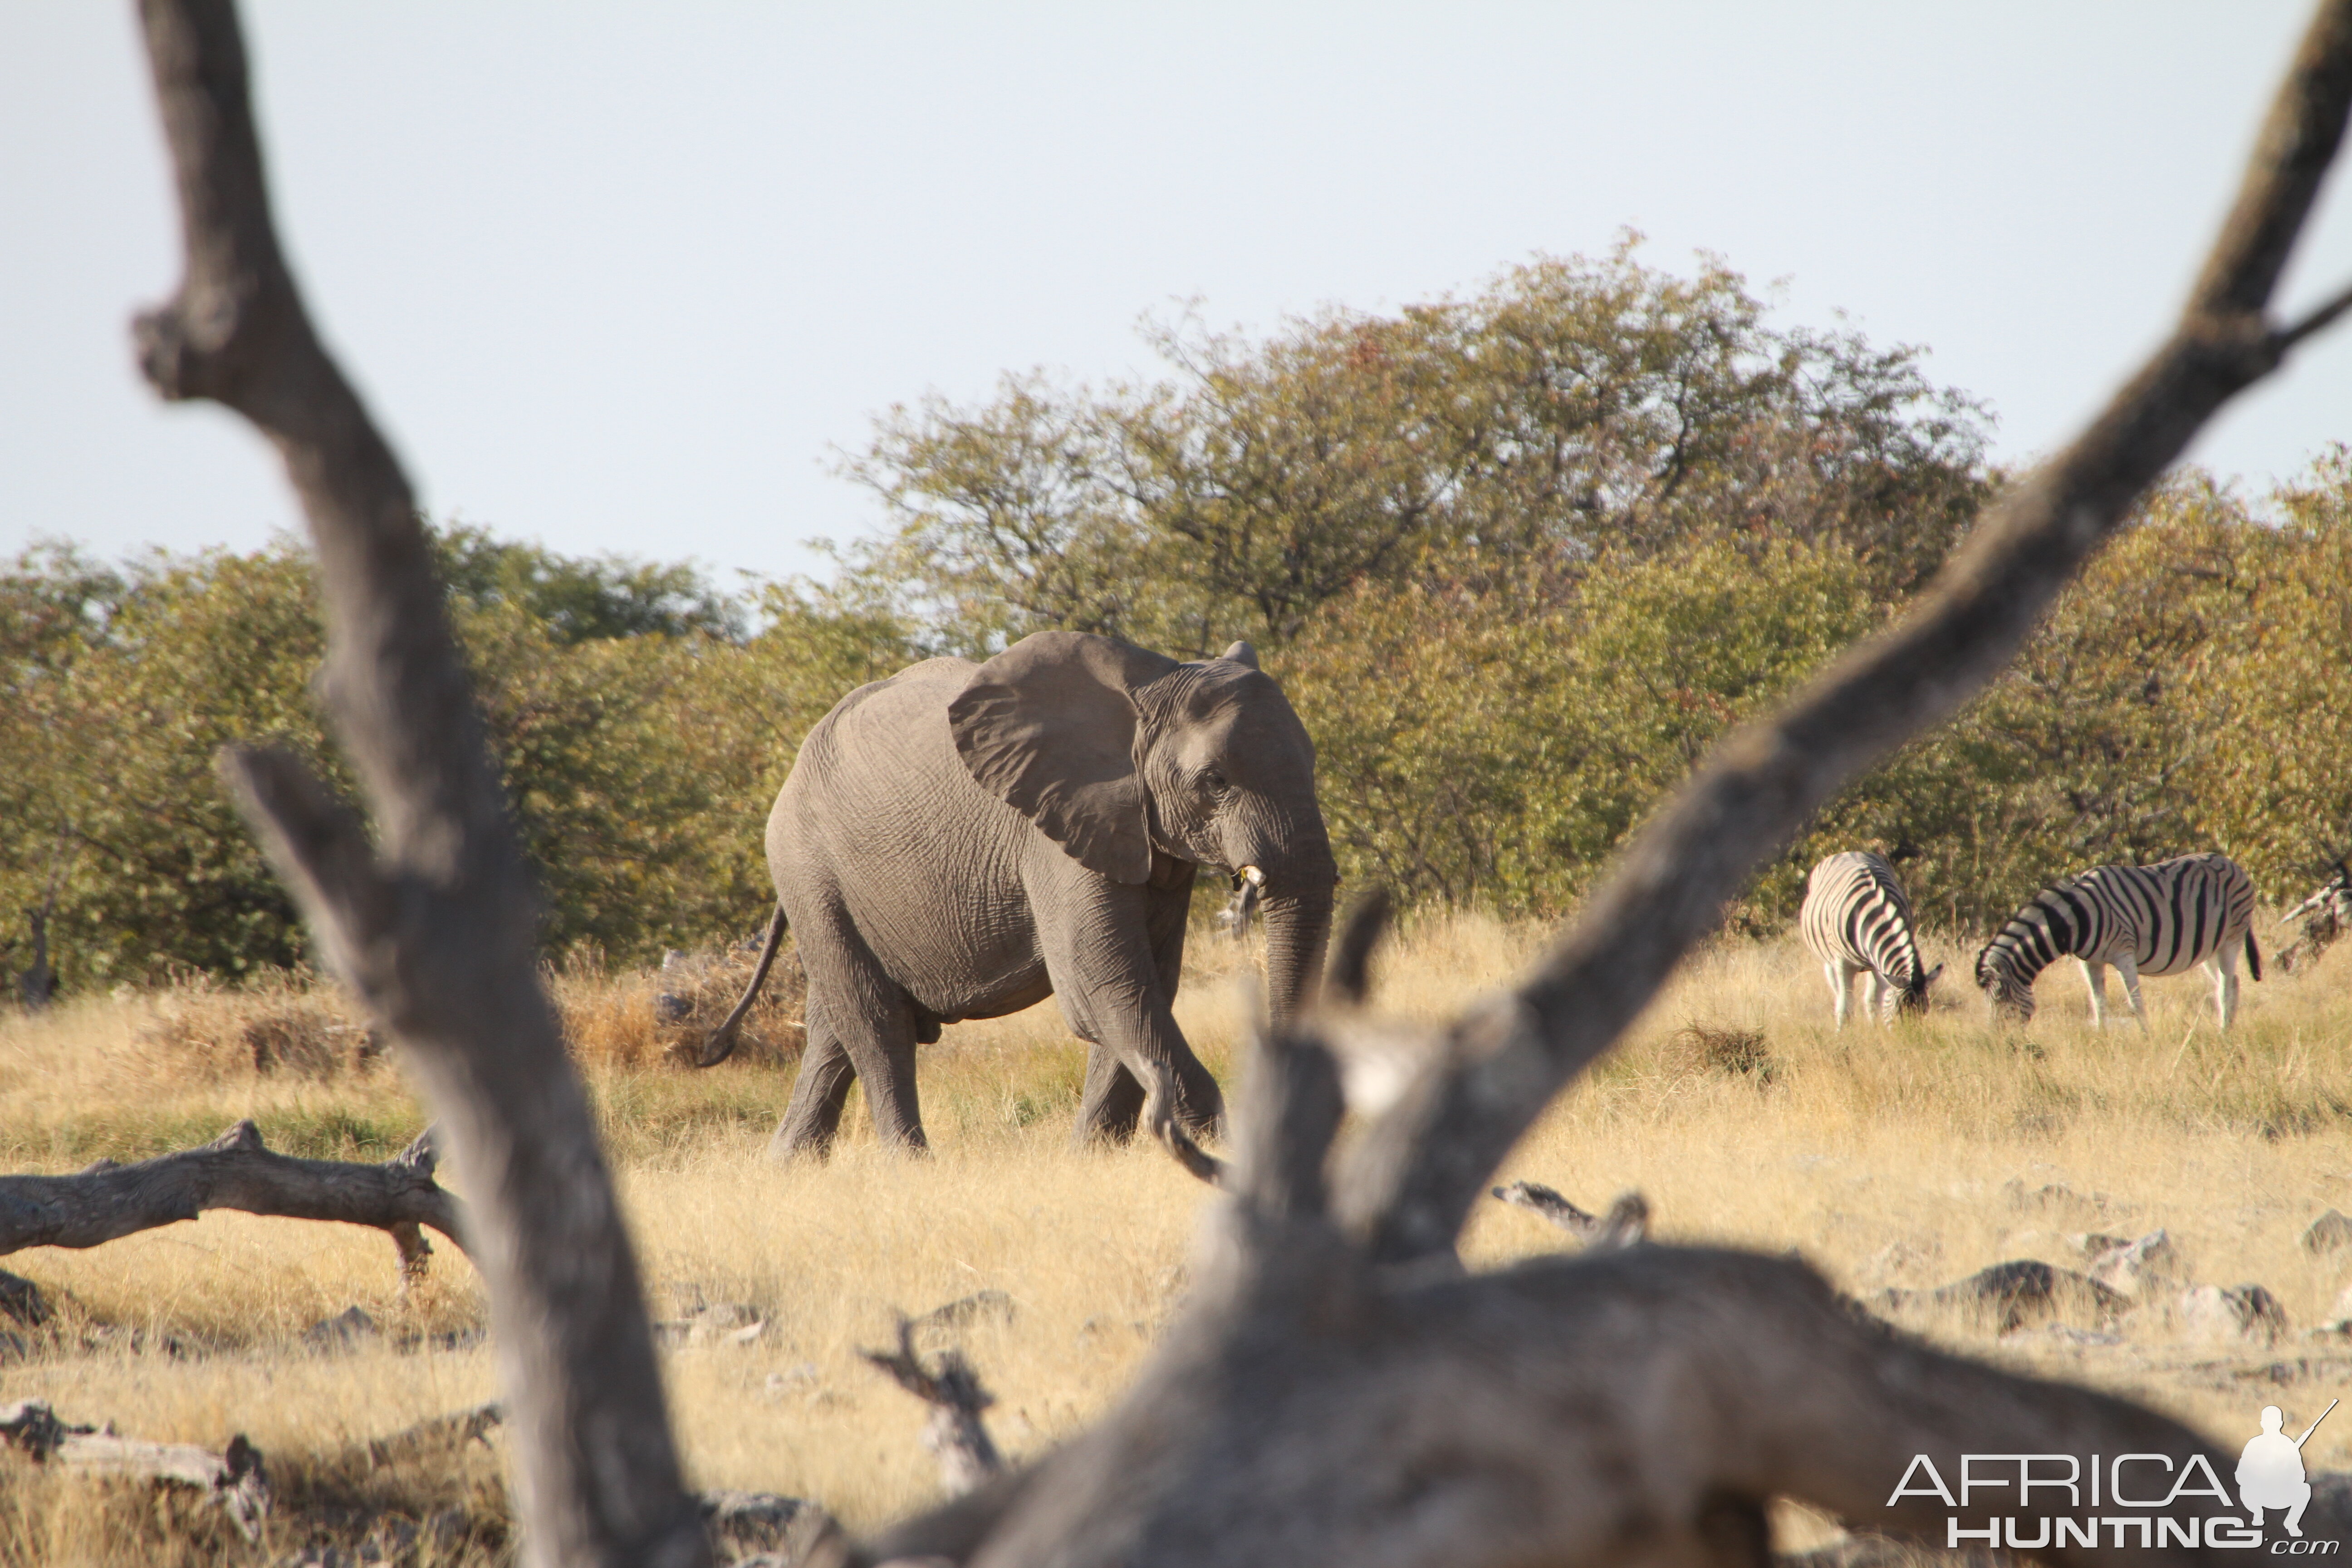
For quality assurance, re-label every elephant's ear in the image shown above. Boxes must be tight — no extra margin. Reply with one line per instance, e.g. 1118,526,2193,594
949,632,1179,885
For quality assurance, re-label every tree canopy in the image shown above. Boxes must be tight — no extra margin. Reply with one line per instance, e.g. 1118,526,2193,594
840,240,1991,656
7,244,2350,993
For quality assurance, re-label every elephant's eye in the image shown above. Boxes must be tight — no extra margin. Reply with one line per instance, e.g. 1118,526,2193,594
1199,768,1230,796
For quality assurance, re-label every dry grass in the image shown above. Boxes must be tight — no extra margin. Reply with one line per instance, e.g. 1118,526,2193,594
3,914,2352,1562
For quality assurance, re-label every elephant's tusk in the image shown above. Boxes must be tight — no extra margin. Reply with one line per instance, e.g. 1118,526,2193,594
1239,865,1266,889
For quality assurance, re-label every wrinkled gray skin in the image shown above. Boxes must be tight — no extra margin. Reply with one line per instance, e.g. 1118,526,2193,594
702,631,1337,1159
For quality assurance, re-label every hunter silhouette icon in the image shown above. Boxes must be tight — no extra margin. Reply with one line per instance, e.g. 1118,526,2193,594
2241,1400,2337,1536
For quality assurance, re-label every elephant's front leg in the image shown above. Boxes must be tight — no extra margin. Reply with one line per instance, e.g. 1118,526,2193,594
1040,867,1223,1147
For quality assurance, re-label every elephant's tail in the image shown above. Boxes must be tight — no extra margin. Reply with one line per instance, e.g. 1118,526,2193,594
699,903,788,1067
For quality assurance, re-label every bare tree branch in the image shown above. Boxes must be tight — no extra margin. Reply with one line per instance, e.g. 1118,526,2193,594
925,1246,2318,1568
128,3,704,1563
1337,0,2352,1266
0,1120,465,1272
1491,1181,1649,1248
864,1320,1007,1498
2279,273,2352,348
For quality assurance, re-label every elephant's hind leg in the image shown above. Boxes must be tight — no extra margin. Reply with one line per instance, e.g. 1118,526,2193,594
772,1014,856,1161
776,900,931,1157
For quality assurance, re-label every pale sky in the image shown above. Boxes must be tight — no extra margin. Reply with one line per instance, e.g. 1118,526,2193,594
5,4,2351,587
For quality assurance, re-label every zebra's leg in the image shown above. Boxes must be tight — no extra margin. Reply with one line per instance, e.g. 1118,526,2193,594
1862,968,1891,1025
2211,946,2241,1029
2113,953,2149,1030
1826,962,1852,1029
2079,958,2110,1026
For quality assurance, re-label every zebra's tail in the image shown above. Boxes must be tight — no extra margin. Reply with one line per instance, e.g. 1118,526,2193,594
2247,931,2264,983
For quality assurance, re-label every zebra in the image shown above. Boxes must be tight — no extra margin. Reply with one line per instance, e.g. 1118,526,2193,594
2277,861,2352,974
1974,852,2261,1028
1800,851,1943,1027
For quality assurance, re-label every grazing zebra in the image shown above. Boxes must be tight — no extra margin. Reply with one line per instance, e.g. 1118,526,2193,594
1800,852,1943,1027
1975,853,2261,1028
2278,862,2352,974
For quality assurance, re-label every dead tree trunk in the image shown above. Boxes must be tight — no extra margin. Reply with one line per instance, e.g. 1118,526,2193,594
127,3,705,1563
0,1121,466,1279
848,6,2352,1565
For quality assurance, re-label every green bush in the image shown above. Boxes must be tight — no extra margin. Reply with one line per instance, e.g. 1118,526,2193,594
0,535,912,990
10,242,2350,993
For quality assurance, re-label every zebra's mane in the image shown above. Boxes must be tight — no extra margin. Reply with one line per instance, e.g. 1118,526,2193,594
1976,890,2083,987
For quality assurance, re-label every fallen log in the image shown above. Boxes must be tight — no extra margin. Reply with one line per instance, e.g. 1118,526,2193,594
0,1398,270,1540
0,1121,469,1284
702,1490,836,1564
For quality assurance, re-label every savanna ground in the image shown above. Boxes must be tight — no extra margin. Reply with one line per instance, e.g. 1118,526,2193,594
4,912,2352,1565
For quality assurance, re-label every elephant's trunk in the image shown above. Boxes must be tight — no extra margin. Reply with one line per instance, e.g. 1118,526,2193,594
1257,887,1334,1032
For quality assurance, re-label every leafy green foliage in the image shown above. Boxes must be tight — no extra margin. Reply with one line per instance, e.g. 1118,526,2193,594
0,532,912,991
432,524,747,643
2178,450,2352,899
1281,540,1882,914
842,238,1989,657
8,243,2348,995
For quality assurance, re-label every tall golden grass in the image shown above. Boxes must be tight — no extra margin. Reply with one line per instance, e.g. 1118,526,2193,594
1,913,2349,1563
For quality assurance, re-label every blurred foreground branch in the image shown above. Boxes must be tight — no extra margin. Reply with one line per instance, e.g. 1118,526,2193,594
129,1,703,1563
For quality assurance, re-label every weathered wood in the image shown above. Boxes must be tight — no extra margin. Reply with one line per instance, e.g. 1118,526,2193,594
1490,1181,1648,1248
864,1320,1006,1498
0,1398,270,1540
128,3,704,1564
1874,1259,2131,1334
2278,862,2352,971
354,1401,503,1471
0,1121,466,1276
918,1238,2341,1568
0,1269,50,1326
702,1490,836,1564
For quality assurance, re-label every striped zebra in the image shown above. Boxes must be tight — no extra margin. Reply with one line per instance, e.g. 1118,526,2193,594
1974,853,2261,1028
1800,852,1942,1027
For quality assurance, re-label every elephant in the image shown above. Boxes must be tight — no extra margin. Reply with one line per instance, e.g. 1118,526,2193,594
698,630,1338,1159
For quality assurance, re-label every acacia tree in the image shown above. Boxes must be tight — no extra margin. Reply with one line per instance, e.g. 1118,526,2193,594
845,244,1990,658
2189,447,2352,887
122,2,2352,1567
